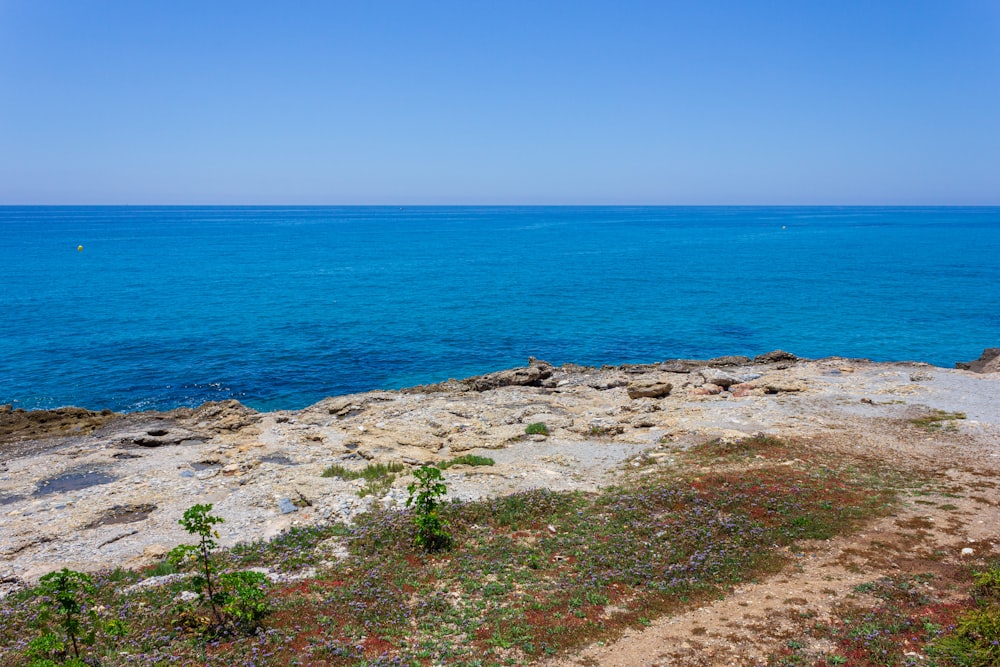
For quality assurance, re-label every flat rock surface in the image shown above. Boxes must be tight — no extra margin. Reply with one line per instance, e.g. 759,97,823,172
2,357,999,664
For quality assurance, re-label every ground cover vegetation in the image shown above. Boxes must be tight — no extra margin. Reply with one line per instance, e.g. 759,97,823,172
767,562,1000,666
321,462,406,498
909,410,967,431
5,436,991,666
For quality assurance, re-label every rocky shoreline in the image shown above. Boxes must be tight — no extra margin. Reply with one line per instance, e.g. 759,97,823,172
2,351,999,600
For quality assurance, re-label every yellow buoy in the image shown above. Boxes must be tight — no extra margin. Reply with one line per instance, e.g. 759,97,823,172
77,245,83,251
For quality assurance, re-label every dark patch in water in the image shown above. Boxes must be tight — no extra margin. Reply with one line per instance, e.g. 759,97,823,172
261,454,294,465
34,470,115,496
84,503,156,528
0,494,25,506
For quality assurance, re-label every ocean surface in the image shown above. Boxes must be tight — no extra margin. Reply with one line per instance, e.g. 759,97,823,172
2,206,998,413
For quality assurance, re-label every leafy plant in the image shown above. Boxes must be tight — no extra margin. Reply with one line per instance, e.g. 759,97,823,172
929,607,1000,667
525,422,549,436
406,465,452,551
32,568,97,663
971,563,1000,602
168,503,225,625
219,571,270,631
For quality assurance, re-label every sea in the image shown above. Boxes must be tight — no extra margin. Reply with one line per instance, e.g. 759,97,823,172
2,206,998,413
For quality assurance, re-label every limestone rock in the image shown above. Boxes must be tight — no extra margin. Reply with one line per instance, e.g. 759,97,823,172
187,400,260,433
115,421,203,448
731,384,766,398
626,378,673,399
700,368,742,389
469,358,554,392
143,544,169,559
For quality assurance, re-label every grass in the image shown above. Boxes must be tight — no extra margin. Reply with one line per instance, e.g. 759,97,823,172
321,461,406,497
0,436,910,667
525,422,549,436
910,409,967,431
321,461,405,480
439,455,495,470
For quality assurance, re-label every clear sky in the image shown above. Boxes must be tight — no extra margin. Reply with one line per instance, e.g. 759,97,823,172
1,1,998,205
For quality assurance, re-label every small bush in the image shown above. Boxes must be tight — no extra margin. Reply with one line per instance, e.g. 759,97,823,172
929,607,1000,667
31,568,97,663
219,571,270,631
406,465,451,551
525,422,549,436
971,564,1000,603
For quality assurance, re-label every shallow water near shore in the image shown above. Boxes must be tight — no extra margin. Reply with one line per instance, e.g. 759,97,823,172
2,205,998,412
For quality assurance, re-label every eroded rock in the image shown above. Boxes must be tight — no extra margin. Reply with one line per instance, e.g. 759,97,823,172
626,378,673,399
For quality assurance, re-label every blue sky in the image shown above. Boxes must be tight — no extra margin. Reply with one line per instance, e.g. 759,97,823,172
1,1,998,204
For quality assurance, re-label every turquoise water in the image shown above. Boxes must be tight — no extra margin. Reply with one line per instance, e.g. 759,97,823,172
2,206,998,412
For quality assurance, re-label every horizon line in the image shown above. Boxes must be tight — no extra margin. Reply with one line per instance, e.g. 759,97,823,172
2,203,999,208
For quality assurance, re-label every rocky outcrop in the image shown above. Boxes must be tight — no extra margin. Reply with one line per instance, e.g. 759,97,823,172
956,348,1000,373
0,406,117,446
184,400,261,433
407,358,555,393
469,358,555,391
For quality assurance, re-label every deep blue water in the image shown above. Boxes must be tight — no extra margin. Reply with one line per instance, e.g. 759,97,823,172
2,206,998,412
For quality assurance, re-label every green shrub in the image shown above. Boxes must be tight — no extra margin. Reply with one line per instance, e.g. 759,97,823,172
32,568,97,664
169,504,226,625
406,465,451,551
972,564,1000,602
929,607,1000,667
525,422,549,436
219,571,270,631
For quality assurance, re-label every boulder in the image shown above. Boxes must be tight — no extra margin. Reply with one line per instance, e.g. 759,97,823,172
626,378,673,399
469,358,554,391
